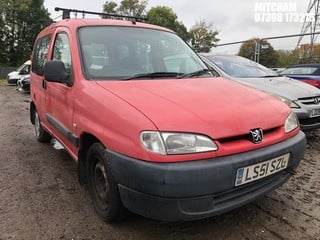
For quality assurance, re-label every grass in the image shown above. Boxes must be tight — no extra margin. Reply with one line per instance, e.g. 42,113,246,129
0,79,7,86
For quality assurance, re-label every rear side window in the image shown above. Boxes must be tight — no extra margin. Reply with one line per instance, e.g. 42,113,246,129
32,35,51,76
281,67,318,75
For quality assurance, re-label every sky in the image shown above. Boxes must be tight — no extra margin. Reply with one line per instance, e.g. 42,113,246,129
43,0,312,54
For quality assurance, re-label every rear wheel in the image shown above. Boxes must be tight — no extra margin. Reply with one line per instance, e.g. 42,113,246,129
34,110,51,142
86,143,127,222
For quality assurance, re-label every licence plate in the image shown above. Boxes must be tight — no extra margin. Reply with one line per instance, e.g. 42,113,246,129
235,153,290,186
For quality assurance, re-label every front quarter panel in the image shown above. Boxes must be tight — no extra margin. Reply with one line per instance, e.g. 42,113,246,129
73,81,157,161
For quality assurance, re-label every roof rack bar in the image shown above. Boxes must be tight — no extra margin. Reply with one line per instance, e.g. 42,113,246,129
54,7,147,22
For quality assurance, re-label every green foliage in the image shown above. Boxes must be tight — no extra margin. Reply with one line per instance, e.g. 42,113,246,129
238,38,278,67
102,1,214,44
146,6,190,42
118,0,147,17
238,39,256,61
103,1,118,14
102,0,147,17
276,50,299,67
189,20,219,53
294,44,320,64
0,0,51,66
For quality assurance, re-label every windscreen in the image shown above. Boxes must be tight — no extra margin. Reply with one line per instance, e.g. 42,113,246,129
207,55,278,78
78,26,207,80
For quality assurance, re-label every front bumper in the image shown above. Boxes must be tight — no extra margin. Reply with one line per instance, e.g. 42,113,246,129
106,131,306,221
7,77,18,84
20,80,30,92
294,108,320,131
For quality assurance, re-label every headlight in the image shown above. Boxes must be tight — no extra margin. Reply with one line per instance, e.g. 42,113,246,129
140,131,218,155
285,112,299,133
270,93,299,108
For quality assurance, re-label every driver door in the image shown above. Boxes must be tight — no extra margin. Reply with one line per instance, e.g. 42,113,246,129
45,30,76,152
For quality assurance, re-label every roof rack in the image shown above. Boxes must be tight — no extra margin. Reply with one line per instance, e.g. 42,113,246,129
54,7,147,23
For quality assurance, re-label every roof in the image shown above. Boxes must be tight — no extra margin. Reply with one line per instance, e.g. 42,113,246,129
39,18,174,36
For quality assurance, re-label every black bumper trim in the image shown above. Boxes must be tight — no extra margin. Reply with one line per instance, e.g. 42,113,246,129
106,131,306,221
46,114,79,147
118,172,290,221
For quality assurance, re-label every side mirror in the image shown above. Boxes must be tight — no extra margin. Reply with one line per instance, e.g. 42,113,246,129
44,60,70,84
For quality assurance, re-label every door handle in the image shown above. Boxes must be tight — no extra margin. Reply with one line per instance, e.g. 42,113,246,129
42,79,47,89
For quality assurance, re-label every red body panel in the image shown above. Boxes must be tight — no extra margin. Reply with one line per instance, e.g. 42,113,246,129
28,17,306,222
30,18,297,163
97,78,288,136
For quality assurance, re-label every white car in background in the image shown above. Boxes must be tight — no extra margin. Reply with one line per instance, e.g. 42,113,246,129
7,60,31,85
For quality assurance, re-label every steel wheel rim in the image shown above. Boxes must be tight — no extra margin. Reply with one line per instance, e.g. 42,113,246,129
93,159,110,208
35,112,41,137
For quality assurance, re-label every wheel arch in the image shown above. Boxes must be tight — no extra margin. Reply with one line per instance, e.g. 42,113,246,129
77,132,103,185
30,101,36,125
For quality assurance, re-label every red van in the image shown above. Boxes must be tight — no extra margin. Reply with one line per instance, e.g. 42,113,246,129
30,8,306,222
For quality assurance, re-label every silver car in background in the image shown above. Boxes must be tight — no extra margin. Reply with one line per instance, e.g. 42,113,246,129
201,54,320,131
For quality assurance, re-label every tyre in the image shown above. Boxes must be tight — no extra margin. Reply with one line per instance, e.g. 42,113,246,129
34,110,51,142
86,143,127,222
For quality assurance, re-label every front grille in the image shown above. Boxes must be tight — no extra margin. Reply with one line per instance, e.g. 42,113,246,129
297,96,320,105
219,127,279,144
299,116,320,125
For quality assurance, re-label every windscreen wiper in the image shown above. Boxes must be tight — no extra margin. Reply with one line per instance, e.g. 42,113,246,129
176,69,213,79
260,75,280,78
123,72,182,80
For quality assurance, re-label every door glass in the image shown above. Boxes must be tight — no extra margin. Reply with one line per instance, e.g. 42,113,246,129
32,35,51,76
52,33,72,74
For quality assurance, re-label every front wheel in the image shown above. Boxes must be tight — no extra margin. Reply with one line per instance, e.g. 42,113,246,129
34,110,51,142
86,143,127,222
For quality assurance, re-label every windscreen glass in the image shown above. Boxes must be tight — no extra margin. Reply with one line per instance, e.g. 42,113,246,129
78,26,208,80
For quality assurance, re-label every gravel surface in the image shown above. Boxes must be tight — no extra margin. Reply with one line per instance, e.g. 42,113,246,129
1,81,320,240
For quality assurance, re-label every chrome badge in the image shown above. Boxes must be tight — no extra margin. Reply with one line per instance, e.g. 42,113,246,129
249,128,263,144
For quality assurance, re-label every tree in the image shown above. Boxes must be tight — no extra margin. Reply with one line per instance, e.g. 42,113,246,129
19,0,51,63
103,1,118,14
102,0,147,17
189,20,219,53
276,50,299,67
0,1,8,64
146,6,190,42
118,0,147,17
238,38,278,67
0,0,50,66
102,3,190,42
293,43,320,63
0,0,24,65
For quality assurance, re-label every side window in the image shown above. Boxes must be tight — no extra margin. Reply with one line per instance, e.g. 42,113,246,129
52,33,72,73
20,64,30,75
32,35,51,76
